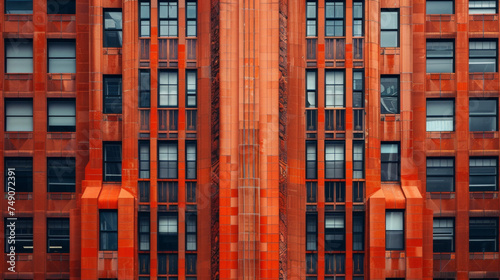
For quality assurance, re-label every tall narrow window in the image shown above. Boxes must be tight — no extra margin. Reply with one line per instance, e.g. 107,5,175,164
325,0,344,37
306,213,318,251
5,99,33,132
469,0,497,14
353,0,364,36
353,141,364,179
306,0,317,37
306,182,317,203
47,158,76,192
186,0,197,37
158,142,178,179
139,0,151,37
186,141,197,179
103,142,122,182
380,76,399,114
47,99,76,132
306,141,317,179
306,70,317,108
159,0,178,37
186,70,197,107
159,71,178,107
103,9,122,47
433,218,454,252
469,40,497,73
426,158,454,192
325,182,345,203
470,158,498,191
103,76,123,114
381,143,400,181
48,40,76,73
138,212,150,251
469,218,498,252
353,212,364,251
158,254,178,275
325,141,345,179
426,0,454,14
325,70,345,107
470,99,497,131
100,210,118,251
426,99,454,131
158,212,178,251
5,158,32,192
386,211,404,250
4,218,33,253
47,0,76,14
5,39,33,73
139,141,150,179
186,254,197,275
325,213,345,251
380,10,399,47
306,253,318,275
427,40,454,73
353,70,364,108
186,212,197,251
47,218,70,253
5,0,32,14
325,254,345,275
139,70,151,108
139,253,150,274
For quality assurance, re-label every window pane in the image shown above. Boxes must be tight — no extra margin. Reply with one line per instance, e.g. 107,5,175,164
5,99,33,132
381,77,399,114
5,0,33,14
426,1,454,14
426,100,454,131
5,158,33,192
470,158,498,191
104,10,123,47
5,39,33,73
47,158,76,192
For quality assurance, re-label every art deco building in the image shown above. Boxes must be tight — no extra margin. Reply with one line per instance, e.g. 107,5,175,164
1,0,499,279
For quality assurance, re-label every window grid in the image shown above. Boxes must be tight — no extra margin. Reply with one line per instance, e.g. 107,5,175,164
426,0,454,14
159,71,178,107
427,40,454,73
158,212,178,251
186,70,197,107
138,212,150,251
103,76,123,114
426,158,454,192
306,213,318,251
139,0,151,37
47,158,76,192
353,141,364,179
469,218,498,252
103,142,122,182
158,142,178,179
47,218,70,253
469,40,497,73
186,212,197,251
186,0,197,37
5,158,33,192
353,0,364,36
433,218,454,252
139,141,150,179
5,39,33,73
325,141,345,179
47,99,76,132
325,213,345,251
325,0,345,37
380,10,399,48
306,0,317,37
426,99,454,132
469,99,497,132
99,210,118,251
381,143,400,182
159,0,178,37
325,70,345,108
139,69,151,108
5,99,33,132
380,76,399,114
47,40,76,73
470,158,498,192
386,211,404,250
103,9,123,48
4,217,33,253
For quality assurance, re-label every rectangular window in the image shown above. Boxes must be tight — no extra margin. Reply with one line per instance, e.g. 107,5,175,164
103,9,123,47
307,182,317,203
380,76,399,114
353,141,364,179
159,71,178,107
5,158,32,192
186,141,197,179
100,210,118,251
139,0,151,37
306,141,317,179
186,0,197,37
138,212,150,251
325,213,345,251
427,40,454,73
470,158,498,191
470,99,497,131
5,39,33,73
103,142,122,182
158,253,178,275
306,70,317,108
469,0,497,14
139,253,150,274
306,0,317,37
47,99,76,132
5,99,33,132
325,70,345,107
158,212,178,251
186,212,197,251
380,10,399,48
103,76,122,114
353,253,364,275
325,0,344,37
386,211,404,250
47,158,75,192
426,158,454,192
469,218,498,252
426,99,454,131
158,142,178,179
325,181,345,203
5,0,32,13
158,181,178,203
353,212,364,251
139,141,150,179
47,0,75,14
139,70,151,108
353,0,364,36
325,253,345,275
306,253,318,275
186,253,197,275
306,213,318,251
159,0,178,37
48,40,76,73
433,218,454,252
186,70,197,107
353,70,364,108
470,40,497,73
381,143,400,181
5,218,32,253
426,0,454,14
325,141,345,179
47,218,70,253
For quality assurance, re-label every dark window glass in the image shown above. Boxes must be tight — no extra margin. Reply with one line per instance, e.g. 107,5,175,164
306,0,317,36
386,211,404,250
427,40,454,73
306,182,317,203
138,212,150,251
325,181,345,203
469,0,497,14
5,99,33,131
139,70,151,108
5,39,33,73
186,0,197,37
469,218,498,252
5,158,32,192
306,253,318,274
325,213,345,251
158,142,177,179
100,210,118,251
186,253,197,275
353,70,364,107
325,141,345,179
103,10,122,47
103,76,122,114
306,141,317,179
186,141,197,179
325,70,345,107
5,218,32,253
139,141,150,179
470,158,498,191
470,40,497,72
325,0,344,37
433,218,454,252
186,70,197,107
306,213,318,251
353,253,364,275
103,142,122,182
47,0,76,14
139,0,151,37
186,212,197,251
470,99,497,131
48,40,76,73
353,0,364,36
325,253,345,275
426,0,454,14
158,253,178,275
186,182,197,203
306,70,317,108
381,143,399,181
158,212,178,251
380,10,399,47
158,181,178,203
5,0,32,14
159,71,178,107
426,99,454,131
47,218,70,253
139,253,150,274
47,99,76,132
139,181,150,202
47,158,75,192
159,0,178,37
353,141,364,179
426,158,454,192
380,76,399,114
353,212,364,251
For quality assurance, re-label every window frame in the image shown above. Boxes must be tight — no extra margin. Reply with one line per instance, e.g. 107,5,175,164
103,9,123,48
353,0,364,37
5,39,33,74
325,0,345,37
99,210,118,251
5,0,32,14
306,141,317,179
469,98,498,132
139,0,151,37
380,75,400,114
325,141,345,179
139,141,150,179
5,157,33,192
380,9,399,48
103,142,122,182
47,157,76,192
325,70,345,108
433,218,454,253
306,69,317,108
139,69,151,108
306,0,317,37
5,98,33,132
4,217,33,253
325,212,345,251
386,210,404,250
159,0,178,37
158,212,178,251
469,0,497,14
186,141,197,179
47,39,76,74
158,141,178,179
47,98,76,132
426,40,455,73
47,0,76,14
306,212,318,251
469,157,498,192
469,218,498,252
186,212,197,251
185,0,197,37
103,75,123,114
47,218,70,253
353,212,365,251
426,0,454,14
426,157,455,192
138,212,150,251
158,70,179,108
469,39,498,73
353,141,364,179
186,69,197,108
353,69,364,108
426,99,454,132
381,142,400,182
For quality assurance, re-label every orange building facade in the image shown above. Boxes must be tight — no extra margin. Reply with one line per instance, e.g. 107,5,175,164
1,0,500,279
